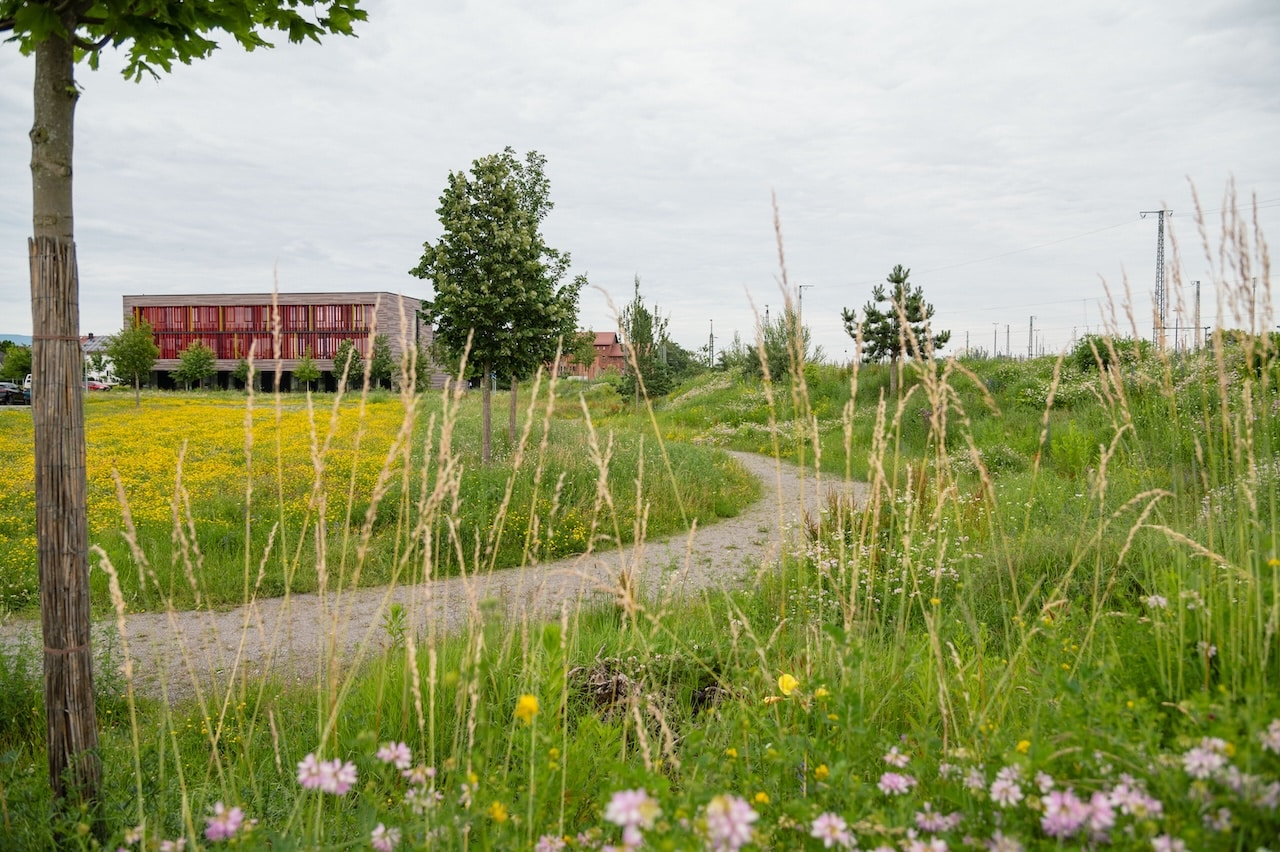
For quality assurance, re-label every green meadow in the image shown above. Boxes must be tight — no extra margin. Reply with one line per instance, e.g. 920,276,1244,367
1,290,1278,849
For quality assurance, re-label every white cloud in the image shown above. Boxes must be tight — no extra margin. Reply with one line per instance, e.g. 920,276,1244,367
1,0,1277,358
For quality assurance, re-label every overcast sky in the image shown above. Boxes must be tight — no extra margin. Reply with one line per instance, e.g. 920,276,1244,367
2,0,1278,360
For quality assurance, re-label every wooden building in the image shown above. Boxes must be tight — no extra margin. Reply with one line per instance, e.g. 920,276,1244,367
558,331,628,380
122,292,449,390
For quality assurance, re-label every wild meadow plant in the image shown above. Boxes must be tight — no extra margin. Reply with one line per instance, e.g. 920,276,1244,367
0,195,1277,849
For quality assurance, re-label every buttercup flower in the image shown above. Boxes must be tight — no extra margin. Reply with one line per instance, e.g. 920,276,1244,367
515,694,540,725
778,674,799,696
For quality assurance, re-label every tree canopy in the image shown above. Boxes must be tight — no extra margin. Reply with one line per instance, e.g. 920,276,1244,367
410,147,584,462
842,265,949,395
171,341,216,389
107,319,159,406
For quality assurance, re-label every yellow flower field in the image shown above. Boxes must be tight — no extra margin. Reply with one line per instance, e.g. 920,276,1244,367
0,393,417,611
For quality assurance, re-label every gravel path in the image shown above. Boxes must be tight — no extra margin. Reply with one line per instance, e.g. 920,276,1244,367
0,451,864,705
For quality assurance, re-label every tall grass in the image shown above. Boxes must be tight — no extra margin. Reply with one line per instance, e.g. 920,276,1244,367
0,193,1277,849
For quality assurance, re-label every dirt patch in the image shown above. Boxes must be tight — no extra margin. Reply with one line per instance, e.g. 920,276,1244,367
0,451,863,705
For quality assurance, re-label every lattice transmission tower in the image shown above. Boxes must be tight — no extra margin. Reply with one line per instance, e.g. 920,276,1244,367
1140,209,1171,349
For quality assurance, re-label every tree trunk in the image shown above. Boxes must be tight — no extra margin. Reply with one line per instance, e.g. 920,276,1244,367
481,360,492,464
508,376,517,444
30,27,101,806
889,355,899,397
133,375,141,407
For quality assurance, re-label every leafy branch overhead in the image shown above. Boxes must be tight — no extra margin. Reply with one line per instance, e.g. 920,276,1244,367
0,1,367,80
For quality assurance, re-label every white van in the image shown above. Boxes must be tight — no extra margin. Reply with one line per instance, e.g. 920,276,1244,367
23,374,31,391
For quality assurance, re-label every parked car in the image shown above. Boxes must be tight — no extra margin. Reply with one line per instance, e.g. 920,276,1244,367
85,380,111,391
0,381,27,405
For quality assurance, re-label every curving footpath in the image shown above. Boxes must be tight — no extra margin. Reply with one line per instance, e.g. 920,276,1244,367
0,452,865,705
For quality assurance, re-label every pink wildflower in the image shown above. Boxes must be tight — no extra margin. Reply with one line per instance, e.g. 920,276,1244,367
810,812,854,849
704,794,758,851
986,830,1024,852
1260,719,1280,754
879,771,918,795
1151,836,1187,852
203,801,244,842
1040,789,1089,839
376,741,412,770
535,836,568,852
1181,745,1226,779
883,745,910,767
605,788,661,830
989,775,1023,808
296,753,323,790
1086,791,1115,838
370,823,401,852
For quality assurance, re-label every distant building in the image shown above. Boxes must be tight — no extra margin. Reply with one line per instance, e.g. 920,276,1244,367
122,292,449,390
557,331,627,379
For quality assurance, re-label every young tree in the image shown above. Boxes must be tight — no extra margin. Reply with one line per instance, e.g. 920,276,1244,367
750,305,822,382
107,319,159,407
368,333,395,389
232,357,253,391
294,346,320,391
619,275,673,400
85,349,109,379
842,265,950,396
333,339,364,389
0,0,365,808
410,147,584,463
170,341,216,389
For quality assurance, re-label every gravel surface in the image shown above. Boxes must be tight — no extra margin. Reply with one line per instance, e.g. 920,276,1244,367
0,451,864,705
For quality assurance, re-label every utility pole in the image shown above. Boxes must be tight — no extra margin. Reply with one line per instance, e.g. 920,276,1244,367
1028,316,1035,359
708,319,715,367
993,323,998,358
798,285,814,323
1006,324,1010,358
1193,281,1201,348
1140,209,1171,350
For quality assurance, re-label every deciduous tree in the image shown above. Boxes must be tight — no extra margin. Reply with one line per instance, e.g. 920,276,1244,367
410,148,584,463
106,319,159,407
0,342,32,382
171,341,216,389
842,265,949,396
333,339,364,389
368,333,395,389
294,346,320,391
0,0,365,811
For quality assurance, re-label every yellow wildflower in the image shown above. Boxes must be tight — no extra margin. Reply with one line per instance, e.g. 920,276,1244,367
778,673,799,696
814,764,830,781
514,694,539,725
753,792,770,805
1016,740,1031,754
487,801,508,822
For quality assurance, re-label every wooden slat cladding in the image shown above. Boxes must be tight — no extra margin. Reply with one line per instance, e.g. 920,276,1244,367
121,292,446,387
